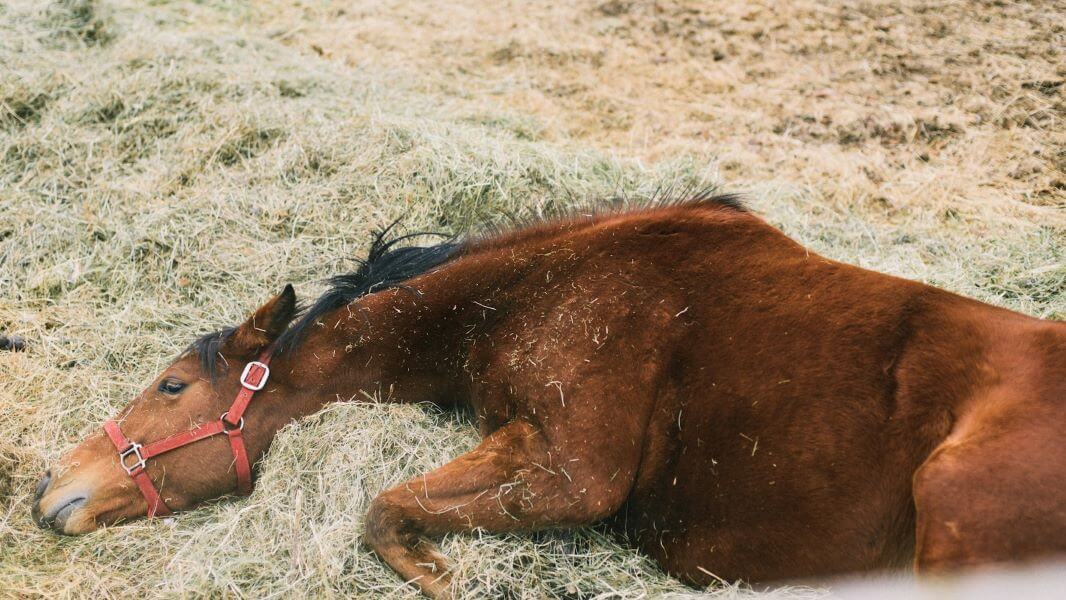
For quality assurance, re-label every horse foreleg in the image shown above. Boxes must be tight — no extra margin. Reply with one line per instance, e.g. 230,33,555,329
363,418,632,599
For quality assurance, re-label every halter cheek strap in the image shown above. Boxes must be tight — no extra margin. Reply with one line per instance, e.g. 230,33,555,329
103,350,272,518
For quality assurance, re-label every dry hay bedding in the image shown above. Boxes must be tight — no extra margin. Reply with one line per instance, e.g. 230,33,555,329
0,1,1063,598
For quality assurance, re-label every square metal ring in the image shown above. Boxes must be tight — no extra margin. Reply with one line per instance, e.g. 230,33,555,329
118,442,145,475
240,361,270,391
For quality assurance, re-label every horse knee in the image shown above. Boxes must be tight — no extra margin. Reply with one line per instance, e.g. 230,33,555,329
364,494,413,552
913,510,970,573
913,447,975,571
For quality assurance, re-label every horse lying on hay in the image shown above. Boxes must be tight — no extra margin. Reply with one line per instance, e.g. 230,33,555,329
32,196,1066,598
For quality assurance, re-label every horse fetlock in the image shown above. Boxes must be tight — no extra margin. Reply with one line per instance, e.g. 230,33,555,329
364,495,457,599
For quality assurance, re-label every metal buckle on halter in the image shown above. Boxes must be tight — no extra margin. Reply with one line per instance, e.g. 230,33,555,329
220,411,245,432
239,361,270,391
118,442,146,475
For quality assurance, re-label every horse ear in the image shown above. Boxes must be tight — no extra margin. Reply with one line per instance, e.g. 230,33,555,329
230,284,297,351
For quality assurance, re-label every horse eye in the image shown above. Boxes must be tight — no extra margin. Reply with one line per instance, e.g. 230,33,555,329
158,379,187,395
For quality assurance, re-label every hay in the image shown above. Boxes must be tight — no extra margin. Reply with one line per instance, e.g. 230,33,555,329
0,0,1062,598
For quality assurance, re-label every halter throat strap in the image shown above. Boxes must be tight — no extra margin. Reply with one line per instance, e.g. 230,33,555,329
103,350,272,518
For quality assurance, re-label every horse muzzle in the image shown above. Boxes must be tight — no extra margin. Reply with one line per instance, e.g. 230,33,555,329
31,469,92,534
31,445,140,535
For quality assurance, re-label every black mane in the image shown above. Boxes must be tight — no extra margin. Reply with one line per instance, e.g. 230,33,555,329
189,191,741,376
190,326,238,379
276,229,461,354
189,225,461,377
651,185,745,212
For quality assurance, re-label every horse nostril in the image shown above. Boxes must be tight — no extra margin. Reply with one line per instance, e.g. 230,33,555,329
34,470,51,503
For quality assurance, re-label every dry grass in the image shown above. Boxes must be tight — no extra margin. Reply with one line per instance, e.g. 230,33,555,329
0,0,1062,598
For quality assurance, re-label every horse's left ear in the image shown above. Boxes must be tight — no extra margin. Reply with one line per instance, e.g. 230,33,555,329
230,284,297,351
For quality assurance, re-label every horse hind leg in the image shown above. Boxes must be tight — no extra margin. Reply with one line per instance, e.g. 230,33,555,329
362,418,636,599
912,405,1066,573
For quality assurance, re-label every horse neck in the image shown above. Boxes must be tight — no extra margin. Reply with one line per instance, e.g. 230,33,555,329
275,283,477,414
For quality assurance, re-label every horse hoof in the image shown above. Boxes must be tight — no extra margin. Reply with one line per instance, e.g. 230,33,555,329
0,335,25,352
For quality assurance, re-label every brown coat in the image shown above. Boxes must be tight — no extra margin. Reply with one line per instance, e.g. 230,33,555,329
33,199,1066,598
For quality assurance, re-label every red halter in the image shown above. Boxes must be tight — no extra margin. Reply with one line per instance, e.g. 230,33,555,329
102,351,272,518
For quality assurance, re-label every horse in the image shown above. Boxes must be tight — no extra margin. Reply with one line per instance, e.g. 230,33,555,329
31,196,1066,598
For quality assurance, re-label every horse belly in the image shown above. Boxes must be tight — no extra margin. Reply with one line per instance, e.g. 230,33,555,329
614,385,917,585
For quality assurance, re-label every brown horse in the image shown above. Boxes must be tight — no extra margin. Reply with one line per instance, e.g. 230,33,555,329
32,197,1066,598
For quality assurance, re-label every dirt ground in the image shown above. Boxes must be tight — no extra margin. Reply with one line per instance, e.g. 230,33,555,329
260,0,1065,217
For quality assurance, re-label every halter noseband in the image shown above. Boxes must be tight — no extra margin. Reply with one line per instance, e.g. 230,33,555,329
102,351,272,518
